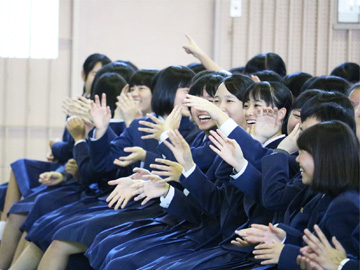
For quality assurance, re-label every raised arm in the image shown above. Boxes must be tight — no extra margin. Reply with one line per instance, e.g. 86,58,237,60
183,34,227,72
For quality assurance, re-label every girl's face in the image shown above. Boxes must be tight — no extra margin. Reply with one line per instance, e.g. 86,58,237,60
174,87,190,117
243,95,268,129
287,109,301,134
129,85,152,114
296,150,314,185
214,83,246,129
190,89,216,132
83,61,103,97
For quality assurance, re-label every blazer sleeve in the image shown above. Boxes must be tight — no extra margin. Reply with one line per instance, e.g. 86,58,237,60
89,123,136,174
51,128,74,163
179,166,225,216
229,162,263,203
165,188,204,224
261,152,305,211
343,260,360,270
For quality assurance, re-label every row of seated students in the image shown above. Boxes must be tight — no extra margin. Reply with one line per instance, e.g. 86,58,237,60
0,35,358,270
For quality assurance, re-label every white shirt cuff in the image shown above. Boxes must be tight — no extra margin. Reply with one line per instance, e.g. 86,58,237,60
90,129,98,141
74,139,86,146
110,119,124,123
159,186,175,208
159,130,170,143
219,118,238,136
230,160,249,179
338,258,350,270
182,164,196,178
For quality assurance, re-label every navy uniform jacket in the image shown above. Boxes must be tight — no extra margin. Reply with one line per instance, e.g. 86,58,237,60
52,128,75,163
277,190,360,270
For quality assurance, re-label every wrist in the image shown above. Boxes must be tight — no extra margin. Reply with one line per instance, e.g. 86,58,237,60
216,113,230,127
163,184,170,197
183,161,195,172
233,158,247,173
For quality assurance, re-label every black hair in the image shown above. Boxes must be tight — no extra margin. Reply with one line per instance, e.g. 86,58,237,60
187,62,206,74
300,91,356,134
297,120,360,196
252,70,282,82
90,61,136,97
129,69,158,91
91,72,127,117
229,66,245,75
281,72,313,98
291,89,324,111
222,74,255,102
330,62,360,84
281,89,324,135
82,53,111,95
189,73,225,97
300,75,351,96
245,52,287,77
114,60,139,72
243,82,292,112
151,66,195,116
191,70,229,85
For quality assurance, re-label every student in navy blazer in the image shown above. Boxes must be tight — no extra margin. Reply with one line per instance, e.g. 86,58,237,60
130,98,358,270
0,53,111,270
184,81,293,172
238,121,360,270
85,72,228,269
10,66,201,270
95,77,293,270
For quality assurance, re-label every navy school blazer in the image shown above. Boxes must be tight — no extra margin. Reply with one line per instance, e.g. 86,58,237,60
277,190,360,270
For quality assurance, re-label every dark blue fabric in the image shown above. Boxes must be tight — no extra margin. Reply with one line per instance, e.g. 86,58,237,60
0,183,8,211
26,116,199,252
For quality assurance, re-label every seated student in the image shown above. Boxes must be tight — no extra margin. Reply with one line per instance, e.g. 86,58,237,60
84,73,242,269
330,62,360,84
138,118,359,270
0,70,126,268
18,72,129,230
0,53,111,270
245,121,359,270
297,224,359,270
10,65,199,270
86,78,292,270
130,90,356,270
184,81,292,171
